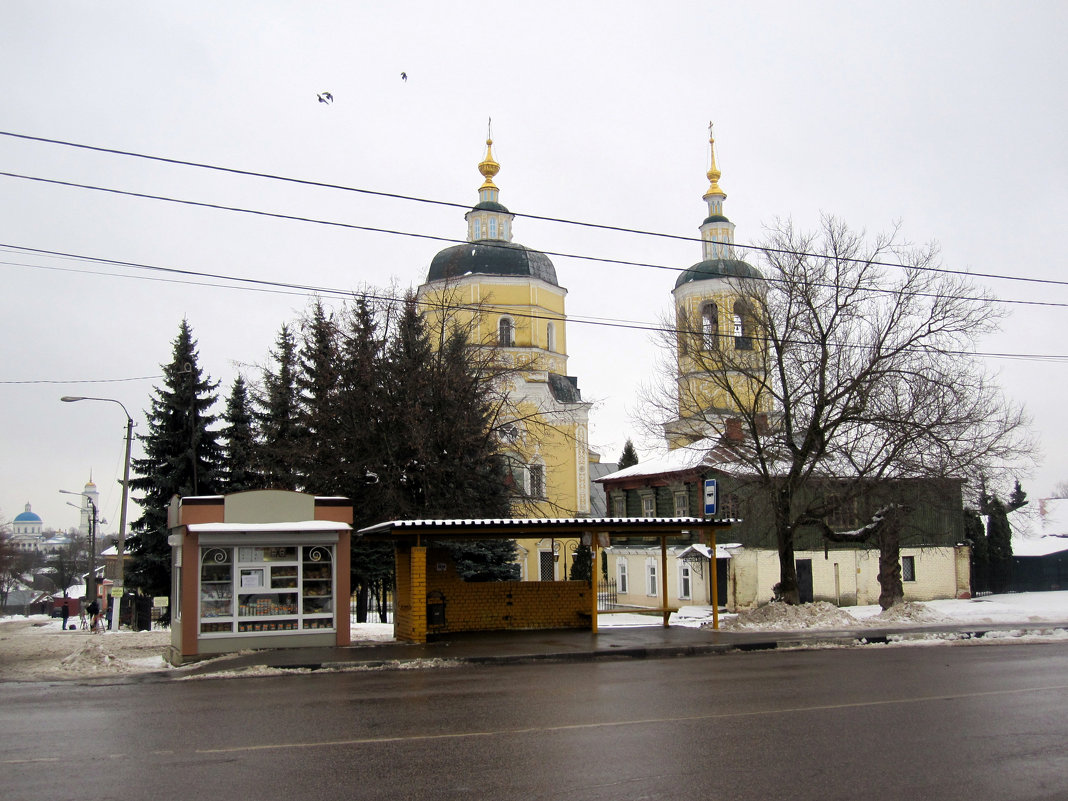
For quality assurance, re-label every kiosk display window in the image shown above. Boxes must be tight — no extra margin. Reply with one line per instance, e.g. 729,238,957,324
198,544,335,636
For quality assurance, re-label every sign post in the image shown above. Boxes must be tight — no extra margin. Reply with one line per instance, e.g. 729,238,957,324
704,478,719,630
703,479,718,516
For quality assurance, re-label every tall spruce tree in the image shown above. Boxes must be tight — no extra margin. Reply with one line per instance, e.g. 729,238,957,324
129,319,223,597
257,324,302,490
221,376,260,492
980,480,1028,594
964,507,988,594
336,297,394,620
569,543,593,582
382,295,516,579
298,300,340,494
618,439,639,470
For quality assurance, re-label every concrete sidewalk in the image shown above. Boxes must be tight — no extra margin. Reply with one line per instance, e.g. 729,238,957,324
174,618,1068,677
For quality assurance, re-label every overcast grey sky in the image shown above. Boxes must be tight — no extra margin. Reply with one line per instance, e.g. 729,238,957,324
3,1,1066,534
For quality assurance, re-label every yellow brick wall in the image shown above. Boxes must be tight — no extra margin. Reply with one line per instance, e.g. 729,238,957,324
397,547,589,640
395,544,428,642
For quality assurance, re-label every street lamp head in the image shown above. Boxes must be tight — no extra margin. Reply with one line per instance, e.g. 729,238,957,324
59,489,97,508
60,394,133,421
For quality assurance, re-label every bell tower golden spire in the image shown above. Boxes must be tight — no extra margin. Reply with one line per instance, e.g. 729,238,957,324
478,117,500,194
467,118,514,243
703,121,726,201
699,122,735,261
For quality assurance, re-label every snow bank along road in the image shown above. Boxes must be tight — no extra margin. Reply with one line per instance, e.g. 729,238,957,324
2,591,1067,682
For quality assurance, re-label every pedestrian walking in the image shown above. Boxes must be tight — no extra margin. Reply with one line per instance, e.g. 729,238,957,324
60,594,70,631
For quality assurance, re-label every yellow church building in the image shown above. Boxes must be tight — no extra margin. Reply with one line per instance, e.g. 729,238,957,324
598,127,970,610
665,126,771,449
416,133,596,581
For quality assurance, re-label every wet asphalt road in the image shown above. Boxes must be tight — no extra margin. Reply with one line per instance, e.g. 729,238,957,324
2,641,1067,801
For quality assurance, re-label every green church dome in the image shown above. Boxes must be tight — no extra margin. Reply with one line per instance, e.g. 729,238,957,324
472,200,510,213
427,240,559,286
674,258,763,289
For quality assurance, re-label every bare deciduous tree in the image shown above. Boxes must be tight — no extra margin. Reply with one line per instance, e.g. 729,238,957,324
47,535,90,596
643,215,1031,606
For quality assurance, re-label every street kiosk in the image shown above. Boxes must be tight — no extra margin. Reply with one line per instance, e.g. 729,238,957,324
166,490,352,666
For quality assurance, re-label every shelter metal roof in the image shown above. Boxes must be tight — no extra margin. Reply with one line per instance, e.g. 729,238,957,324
358,517,734,540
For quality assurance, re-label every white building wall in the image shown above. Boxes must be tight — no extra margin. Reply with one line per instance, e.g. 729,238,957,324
731,546,963,608
606,545,964,612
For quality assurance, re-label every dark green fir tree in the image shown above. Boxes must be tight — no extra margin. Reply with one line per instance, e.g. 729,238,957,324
257,324,303,490
619,439,639,470
980,480,1028,594
128,319,223,598
963,507,988,594
221,375,260,493
568,543,593,582
336,297,394,621
383,295,517,580
297,299,341,495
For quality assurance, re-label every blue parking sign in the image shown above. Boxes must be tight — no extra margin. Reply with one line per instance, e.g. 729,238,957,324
704,479,717,516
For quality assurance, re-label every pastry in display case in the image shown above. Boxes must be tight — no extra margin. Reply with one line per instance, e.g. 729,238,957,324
198,544,336,637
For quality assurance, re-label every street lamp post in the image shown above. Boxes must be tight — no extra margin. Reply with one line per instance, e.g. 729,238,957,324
552,539,580,580
61,396,134,631
61,491,98,603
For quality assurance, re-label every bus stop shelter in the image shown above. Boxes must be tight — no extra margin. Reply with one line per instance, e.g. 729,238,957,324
358,517,733,643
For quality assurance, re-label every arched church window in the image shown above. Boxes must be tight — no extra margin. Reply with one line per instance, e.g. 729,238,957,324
489,218,498,239
502,452,527,495
528,464,545,499
498,316,514,347
733,299,752,350
473,219,481,239
546,322,556,352
701,303,718,350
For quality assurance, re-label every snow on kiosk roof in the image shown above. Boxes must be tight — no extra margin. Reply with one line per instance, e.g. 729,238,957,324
186,521,351,533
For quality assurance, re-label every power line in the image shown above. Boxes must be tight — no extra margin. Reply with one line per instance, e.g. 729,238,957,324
2,130,1068,290
0,374,164,385
2,243,1067,366
0,243,664,332
0,257,317,298
1,169,1066,314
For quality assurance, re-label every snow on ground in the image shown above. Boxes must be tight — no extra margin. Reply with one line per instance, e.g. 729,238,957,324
0,616,173,681
600,591,1068,632
2,592,1067,682
0,615,397,682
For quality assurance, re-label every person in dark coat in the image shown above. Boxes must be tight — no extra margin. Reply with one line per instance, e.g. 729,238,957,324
60,594,70,631
86,599,101,633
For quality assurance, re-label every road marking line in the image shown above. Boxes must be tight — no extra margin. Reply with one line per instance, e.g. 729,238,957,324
194,682,1068,755
3,757,60,764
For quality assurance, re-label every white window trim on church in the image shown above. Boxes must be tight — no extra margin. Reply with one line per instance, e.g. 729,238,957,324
498,316,514,347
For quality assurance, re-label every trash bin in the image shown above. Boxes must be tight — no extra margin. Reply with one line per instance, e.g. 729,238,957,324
426,590,446,627
133,596,153,631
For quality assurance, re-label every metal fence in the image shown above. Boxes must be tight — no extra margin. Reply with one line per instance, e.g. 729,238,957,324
351,592,394,624
597,577,618,610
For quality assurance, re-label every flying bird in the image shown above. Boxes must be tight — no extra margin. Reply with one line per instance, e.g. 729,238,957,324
400,72,407,82
317,92,333,104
